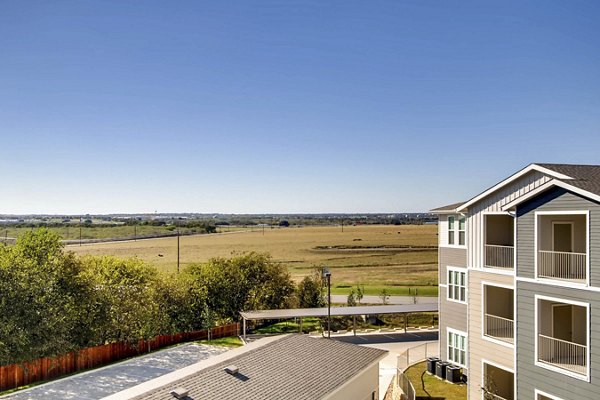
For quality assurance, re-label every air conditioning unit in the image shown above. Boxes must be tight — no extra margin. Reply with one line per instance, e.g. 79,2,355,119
435,361,450,379
426,357,440,374
446,365,462,383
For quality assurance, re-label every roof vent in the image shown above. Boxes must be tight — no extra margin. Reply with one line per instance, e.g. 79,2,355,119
224,365,239,375
170,387,189,399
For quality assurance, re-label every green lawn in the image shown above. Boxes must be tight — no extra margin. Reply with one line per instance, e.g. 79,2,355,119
404,361,466,400
196,336,243,347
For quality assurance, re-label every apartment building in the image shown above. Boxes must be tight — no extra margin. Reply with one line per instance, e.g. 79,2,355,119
432,163,600,400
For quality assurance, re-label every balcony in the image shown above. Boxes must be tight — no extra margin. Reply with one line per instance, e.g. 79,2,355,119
538,250,586,282
484,214,514,269
483,363,514,400
538,334,587,375
536,213,587,283
537,299,587,376
484,285,514,344
485,245,514,269
484,314,514,344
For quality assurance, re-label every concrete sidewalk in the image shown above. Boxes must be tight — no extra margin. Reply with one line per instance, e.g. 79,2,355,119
0,343,229,400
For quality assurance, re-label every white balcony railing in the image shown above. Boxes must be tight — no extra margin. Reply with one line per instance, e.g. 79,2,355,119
484,245,514,269
538,334,587,375
483,393,509,400
538,250,586,281
484,313,514,344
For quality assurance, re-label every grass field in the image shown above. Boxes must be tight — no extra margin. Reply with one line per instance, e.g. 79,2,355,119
404,361,467,400
0,225,200,241
67,225,438,296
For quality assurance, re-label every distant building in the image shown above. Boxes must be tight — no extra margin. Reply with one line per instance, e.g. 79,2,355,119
103,334,387,400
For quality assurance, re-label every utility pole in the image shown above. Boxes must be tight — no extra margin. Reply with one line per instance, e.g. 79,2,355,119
341,220,344,233
134,224,137,241
79,216,82,246
322,268,332,338
177,224,180,274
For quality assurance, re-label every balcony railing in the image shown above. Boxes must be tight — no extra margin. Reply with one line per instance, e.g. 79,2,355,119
483,393,509,400
484,313,514,344
538,250,586,281
538,334,587,375
484,245,514,269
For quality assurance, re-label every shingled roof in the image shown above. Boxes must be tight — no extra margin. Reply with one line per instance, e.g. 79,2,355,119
536,163,600,197
118,335,387,400
430,201,465,213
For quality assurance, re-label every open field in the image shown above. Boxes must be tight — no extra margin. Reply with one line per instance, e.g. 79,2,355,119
68,225,438,296
0,225,200,241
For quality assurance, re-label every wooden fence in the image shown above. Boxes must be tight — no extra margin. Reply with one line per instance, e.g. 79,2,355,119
0,322,239,392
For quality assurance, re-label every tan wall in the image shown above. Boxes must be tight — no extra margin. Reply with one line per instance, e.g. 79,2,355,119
326,362,380,400
538,214,586,253
468,270,514,400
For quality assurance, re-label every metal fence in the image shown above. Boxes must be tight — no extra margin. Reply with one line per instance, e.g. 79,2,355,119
389,341,438,400
538,250,586,281
484,245,514,269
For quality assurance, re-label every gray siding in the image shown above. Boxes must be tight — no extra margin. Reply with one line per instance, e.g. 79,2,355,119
517,188,600,286
516,281,600,400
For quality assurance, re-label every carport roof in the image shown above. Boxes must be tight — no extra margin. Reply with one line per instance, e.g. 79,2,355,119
239,303,438,321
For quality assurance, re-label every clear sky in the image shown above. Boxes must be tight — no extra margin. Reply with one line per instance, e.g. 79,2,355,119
1,1,599,214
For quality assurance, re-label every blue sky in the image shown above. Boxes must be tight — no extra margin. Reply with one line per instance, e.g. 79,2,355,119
1,1,599,214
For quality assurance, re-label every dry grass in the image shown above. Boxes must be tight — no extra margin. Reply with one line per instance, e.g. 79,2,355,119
68,225,438,295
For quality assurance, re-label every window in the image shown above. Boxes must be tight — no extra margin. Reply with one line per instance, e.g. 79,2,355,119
448,329,467,367
458,217,466,245
448,216,455,245
448,268,466,302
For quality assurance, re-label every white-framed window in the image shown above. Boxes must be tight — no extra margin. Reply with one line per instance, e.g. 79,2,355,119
447,267,466,303
448,216,455,245
448,328,467,367
458,217,466,245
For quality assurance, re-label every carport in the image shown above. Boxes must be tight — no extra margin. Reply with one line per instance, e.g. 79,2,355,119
239,303,438,339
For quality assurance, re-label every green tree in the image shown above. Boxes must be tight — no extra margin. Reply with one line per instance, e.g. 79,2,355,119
0,229,90,365
296,274,325,308
80,256,161,344
347,289,357,307
184,252,295,322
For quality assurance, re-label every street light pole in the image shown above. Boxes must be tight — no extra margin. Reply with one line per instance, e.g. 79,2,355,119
322,267,331,338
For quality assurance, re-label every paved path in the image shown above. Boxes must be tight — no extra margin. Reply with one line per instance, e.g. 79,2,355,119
0,344,229,400
334,331,438,400
330,295,437,305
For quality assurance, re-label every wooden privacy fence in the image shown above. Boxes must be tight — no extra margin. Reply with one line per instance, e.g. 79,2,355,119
0,322,239,392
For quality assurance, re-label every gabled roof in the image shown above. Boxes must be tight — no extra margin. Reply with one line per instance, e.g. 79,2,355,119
455,163,600,212
106,335,387,400
429,201,465,214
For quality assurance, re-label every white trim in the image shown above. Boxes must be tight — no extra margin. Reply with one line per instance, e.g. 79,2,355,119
439,283,448,288
440,244,468,250
481,359,514,400
447,327,468,368
534,388,565,400
516,276,600,293
457,164,573,212
534,294,590,381
534,210,590,287
447,266,468,304
502,178,600,211
481,281,515,349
